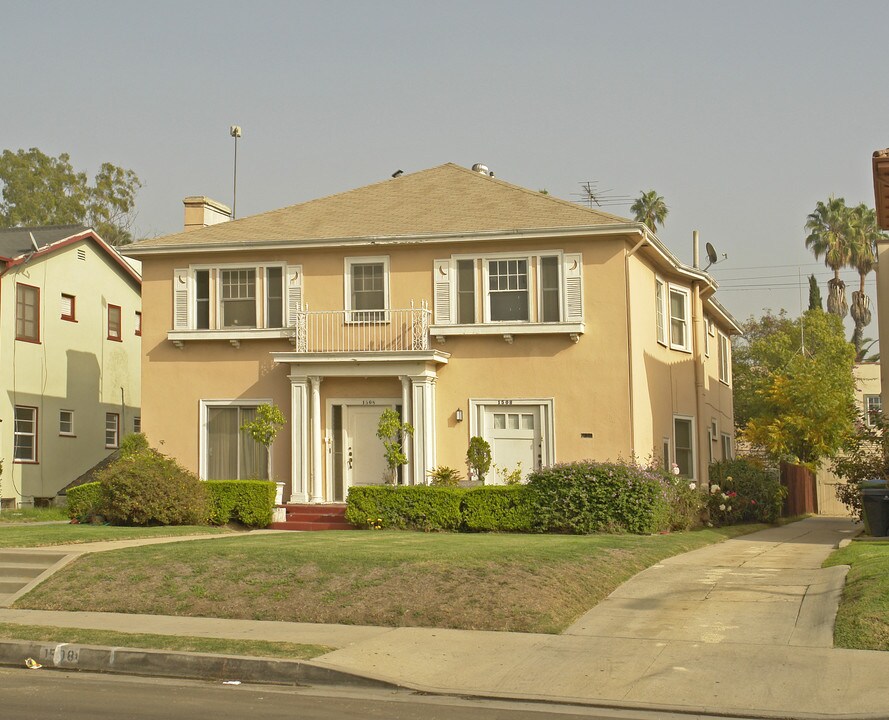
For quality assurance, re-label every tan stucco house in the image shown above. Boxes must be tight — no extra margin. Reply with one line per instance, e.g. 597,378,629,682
0,226,142,507
125,163,738,504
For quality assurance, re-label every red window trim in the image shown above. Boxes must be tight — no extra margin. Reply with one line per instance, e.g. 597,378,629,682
107,304,122,342
15,283,41,343
61,293,77,322
135,310,142,336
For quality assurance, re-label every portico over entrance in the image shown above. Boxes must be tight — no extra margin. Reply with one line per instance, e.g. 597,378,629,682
271,350,450,503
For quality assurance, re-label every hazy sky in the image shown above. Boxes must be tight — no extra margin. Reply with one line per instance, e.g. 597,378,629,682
4,0,888,339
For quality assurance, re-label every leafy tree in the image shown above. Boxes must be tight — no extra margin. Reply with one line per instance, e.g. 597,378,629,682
807,274,823,311
240,403,286,480
466,436,492,484
805,196,852,318
0,147,141,245
630,190,668,233
732,309,856,467
376,409,413,484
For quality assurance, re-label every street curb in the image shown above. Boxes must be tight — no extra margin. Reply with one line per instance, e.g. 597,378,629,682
0,639,403,690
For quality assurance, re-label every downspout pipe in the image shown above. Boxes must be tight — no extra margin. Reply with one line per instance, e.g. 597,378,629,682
691,230,707,483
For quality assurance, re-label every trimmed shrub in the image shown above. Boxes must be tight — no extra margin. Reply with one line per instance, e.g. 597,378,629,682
96,446,209,526
708,458,785,523
206,480,275,528
526,460,668,534
66,482,104,522
461,485,534,532
346,486,464,531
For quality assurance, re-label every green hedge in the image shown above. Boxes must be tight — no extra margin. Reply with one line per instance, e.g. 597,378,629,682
66,482,104,521
461,485,535,532
527,461,668,534
206,480,275,528
346,486,464,531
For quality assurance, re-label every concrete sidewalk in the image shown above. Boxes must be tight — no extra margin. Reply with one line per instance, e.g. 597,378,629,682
0,518,887,718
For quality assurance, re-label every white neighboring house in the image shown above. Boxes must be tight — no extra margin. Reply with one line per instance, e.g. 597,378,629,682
0,225,142,507
815,361,881,516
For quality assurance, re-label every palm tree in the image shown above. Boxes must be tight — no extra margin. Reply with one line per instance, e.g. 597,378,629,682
805,196,852,318
848,203,881,352
630,190,668,233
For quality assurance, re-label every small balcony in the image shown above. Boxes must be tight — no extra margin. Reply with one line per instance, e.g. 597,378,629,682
291,303,431,353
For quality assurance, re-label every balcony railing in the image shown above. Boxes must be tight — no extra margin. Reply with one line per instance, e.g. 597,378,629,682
292,302,430,353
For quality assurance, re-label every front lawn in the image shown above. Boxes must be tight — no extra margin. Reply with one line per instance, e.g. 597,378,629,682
824,539,889,650
0,524,231,548
17,525,763,634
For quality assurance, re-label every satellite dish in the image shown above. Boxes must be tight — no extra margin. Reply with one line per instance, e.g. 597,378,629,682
704,242,719,270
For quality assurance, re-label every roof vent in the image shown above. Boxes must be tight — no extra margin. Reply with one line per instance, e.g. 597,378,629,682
471,163,490,176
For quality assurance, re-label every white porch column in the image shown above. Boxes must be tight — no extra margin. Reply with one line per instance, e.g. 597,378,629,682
400,375,412,484
309,375,324,503
288,376,310,503
410,375,437,485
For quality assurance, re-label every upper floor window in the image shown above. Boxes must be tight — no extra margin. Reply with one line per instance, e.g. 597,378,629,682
433,251,583,328
59,409,75,436
487,259,529,322
173,263,298,332
61,293,76,322
135,311,142,336
16,283,40,342
865,394,883,427
669,286,690,351
108,304,122,341
14,406,38,462
346,257,388,322
718,331,731,384
655,278,666,345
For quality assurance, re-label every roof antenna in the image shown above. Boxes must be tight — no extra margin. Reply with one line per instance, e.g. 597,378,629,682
28,232,39,252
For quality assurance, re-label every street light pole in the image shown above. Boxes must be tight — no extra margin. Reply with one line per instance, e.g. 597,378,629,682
230,125,241,219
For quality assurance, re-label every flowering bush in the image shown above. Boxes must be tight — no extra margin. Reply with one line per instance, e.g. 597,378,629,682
659,471,706,531
708,458,785,523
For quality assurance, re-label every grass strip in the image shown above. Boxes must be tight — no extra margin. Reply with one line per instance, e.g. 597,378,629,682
0,623,330,660
17,523,767,634
0,525,232,548
0,508,70,524
824,539,889,650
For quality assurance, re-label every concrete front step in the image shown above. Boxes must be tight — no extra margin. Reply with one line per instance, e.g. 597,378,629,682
0,551,72,604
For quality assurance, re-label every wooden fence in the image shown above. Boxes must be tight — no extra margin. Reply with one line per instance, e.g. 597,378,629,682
780,461,819,516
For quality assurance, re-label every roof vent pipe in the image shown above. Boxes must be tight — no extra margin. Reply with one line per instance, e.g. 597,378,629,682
471,163,490,175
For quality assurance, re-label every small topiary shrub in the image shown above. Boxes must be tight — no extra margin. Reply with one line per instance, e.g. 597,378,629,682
96,444,209,526
206,480,275,528
708,458,785,523
461,485,534,532
346,485,464,531
427,466,463,486
526,459,668,534
66,481,104,522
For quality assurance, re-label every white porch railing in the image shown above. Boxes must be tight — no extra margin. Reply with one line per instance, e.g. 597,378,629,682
291,301,431,353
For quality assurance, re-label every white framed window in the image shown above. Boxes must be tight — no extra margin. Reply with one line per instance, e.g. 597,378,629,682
133,416,142,434
669,286,690,351
108,304,122,341
721,433,733,461
59,410,75,436
486,258,530,322
14,406,38,462
538,255,561,322
655,278,667,345
718,331,731,384
345,256,389,322
703,318,711,357
865,395,882,427
200,400,270,480
708,419,718,463
105,413,120,448
456,258,476,324
673,415,695,479
173,263,294,332
135,311,142,336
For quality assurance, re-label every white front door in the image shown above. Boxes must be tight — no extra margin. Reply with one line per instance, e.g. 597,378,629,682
485,407,541,483
345,405,393,487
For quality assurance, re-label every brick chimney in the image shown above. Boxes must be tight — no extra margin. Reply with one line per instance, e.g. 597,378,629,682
183,196,232,231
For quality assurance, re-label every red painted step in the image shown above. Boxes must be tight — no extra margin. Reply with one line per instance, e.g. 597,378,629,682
269,503,357,531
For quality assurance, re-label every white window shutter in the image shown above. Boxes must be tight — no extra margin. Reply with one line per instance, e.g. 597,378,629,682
433,259,452,325
562,253,583,322
286,265,303,324
173,268,191,330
